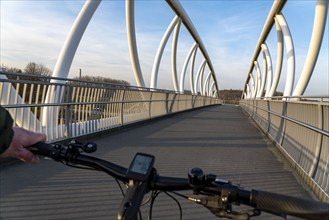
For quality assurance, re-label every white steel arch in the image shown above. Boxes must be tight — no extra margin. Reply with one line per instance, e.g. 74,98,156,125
126,0,145,88
292,0,328,97
268,17,284,98
261,43,273,98
195,60,206,94
171,19,182,92
151,16,181,89
200,70,209,96
206,77,213,96
249,73,256,98
210,81,215,97
258,46,268,98
246,84,251,99
180,43,198,93
203,71,212,96
276,14,295,98
254,61,262,98
190,46,198,94
50,0,101,81
43,0,101,127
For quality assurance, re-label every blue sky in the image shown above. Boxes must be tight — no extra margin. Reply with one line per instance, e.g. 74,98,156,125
1,0,328,95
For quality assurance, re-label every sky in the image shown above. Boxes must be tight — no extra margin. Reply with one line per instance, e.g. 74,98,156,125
1,0,328,95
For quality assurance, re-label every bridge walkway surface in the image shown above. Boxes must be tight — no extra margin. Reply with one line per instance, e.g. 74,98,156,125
0,105,315,220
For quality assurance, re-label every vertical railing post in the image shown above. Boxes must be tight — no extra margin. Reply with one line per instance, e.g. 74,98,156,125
310,103,324,178
165,92,169,114
192,95,195,109
149,91,153,119
65,85,73,138
279,101,287,146
120,89,126,125
267,100,271,133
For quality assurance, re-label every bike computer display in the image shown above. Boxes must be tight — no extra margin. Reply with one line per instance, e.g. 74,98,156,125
127,153,155,181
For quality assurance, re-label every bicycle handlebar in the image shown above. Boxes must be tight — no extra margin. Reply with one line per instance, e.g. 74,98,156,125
250,189,329,220
27,141,329,220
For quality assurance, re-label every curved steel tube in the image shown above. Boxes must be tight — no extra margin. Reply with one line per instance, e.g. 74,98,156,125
292,0,328,97
210,81,215,97
268,17,284,98
195,60,206,94
126,0,145,88
151,16,181,89
249,73,256,99
190,46,198,94
258,46,268,98
261,43,273,98
172,19,182,92
254,61,262,98
203,71,211,96
276,14,295,98
180,43,198,93
43,0,101,128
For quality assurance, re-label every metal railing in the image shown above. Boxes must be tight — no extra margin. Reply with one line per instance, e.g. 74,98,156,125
240,98,329,202
1,72,221,143
240,0,328,202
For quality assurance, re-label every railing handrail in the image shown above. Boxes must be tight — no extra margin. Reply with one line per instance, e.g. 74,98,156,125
1,73,221,143
246,101,329,137
244,95,329,103
240,98,329,202
1,71,180,94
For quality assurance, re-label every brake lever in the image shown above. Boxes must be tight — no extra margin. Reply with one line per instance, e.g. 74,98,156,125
68,140,97,153
189,195,260,219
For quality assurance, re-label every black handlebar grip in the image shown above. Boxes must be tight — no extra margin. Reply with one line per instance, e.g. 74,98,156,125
250,189,329,220
27,141,53,157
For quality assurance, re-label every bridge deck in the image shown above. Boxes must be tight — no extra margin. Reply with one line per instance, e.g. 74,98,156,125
0,105,313,220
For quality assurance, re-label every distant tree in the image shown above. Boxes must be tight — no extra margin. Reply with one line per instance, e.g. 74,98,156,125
0,64,22,73
1,62,52,110
219,89,243,104
1,62,51,81
24,62,51,76
73,75,130,86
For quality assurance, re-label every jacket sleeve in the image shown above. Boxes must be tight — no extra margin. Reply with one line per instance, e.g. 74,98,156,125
0,105,14,154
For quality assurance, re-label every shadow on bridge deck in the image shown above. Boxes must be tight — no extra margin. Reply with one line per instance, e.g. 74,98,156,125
0,105,314,220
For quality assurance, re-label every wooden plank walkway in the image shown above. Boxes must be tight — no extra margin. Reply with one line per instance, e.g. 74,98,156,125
0,105,314,220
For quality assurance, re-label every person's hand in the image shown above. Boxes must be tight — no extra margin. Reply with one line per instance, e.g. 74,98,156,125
1,127,47,164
